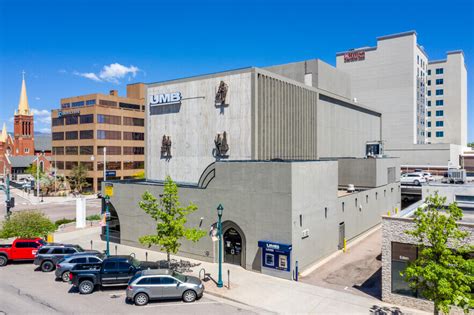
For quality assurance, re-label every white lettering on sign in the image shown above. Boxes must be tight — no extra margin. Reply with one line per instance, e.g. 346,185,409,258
266,243,280,250
150,92,182,106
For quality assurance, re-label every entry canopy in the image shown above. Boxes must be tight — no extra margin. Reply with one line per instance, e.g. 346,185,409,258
258,240,292,253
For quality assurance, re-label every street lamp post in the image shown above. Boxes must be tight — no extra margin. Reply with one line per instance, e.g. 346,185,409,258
217,204,224,288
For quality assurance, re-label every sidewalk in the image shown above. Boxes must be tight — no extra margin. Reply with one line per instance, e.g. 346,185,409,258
54,227,428,315
9,187,97,205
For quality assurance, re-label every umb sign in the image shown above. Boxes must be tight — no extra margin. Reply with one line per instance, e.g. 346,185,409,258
149,92,182,106
344,51,365,63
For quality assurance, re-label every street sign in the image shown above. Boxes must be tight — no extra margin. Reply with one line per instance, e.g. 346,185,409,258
104,184,114,197
105,170,116,177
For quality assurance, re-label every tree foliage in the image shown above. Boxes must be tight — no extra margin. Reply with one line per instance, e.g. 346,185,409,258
402,193,473,314
25,163,45,179
0,210,56,239
69,163,90,193
138,176,206,262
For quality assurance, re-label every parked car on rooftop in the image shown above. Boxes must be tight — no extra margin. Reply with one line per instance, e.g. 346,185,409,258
400,173,426,186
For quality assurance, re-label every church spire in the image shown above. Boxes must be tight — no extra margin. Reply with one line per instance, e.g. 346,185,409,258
0,123,7,143
16,71,31,116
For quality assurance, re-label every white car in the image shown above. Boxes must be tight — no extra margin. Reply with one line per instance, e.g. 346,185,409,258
401,173,426,186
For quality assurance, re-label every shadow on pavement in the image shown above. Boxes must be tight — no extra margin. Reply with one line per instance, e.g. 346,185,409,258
369,304,403,314
353,267,382,299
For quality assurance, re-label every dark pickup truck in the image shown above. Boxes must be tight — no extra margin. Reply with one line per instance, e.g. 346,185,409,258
69,255,159,294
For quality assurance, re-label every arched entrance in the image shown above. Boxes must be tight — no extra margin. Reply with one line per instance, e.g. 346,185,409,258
222,221,246,268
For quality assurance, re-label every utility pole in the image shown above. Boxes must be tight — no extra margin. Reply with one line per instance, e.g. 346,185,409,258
36,154,40,201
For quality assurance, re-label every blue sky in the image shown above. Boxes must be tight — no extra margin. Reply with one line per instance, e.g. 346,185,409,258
0,0,473,141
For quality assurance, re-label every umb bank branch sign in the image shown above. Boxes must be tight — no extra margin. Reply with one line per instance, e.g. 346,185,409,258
149,92,182,115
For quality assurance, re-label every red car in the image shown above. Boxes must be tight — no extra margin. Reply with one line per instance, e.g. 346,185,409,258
0,238,46,266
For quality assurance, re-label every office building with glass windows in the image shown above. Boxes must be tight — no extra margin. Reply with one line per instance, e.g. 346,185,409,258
336,31,468,170
51,83,145,192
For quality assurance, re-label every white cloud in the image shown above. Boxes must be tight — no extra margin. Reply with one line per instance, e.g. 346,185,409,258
35,97,41,101
73,63,140,84
73,71,101,82
31,108,51,124
38,127,51,133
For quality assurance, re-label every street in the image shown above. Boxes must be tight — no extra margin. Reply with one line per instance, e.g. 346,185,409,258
0,262,260,315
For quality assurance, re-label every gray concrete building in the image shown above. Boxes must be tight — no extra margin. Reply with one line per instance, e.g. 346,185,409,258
103,62,401,279
336,31,468,170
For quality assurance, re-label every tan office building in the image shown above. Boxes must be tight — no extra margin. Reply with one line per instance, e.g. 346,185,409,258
51,83,145,192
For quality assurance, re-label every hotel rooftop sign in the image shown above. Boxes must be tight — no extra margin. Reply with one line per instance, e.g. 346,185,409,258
344,51,365,63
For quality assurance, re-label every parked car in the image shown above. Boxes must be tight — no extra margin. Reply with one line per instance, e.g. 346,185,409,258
69,255,159,294
55,252,106,282
0,238,46,266
414,171,434,182
400,173,426,186
33,244,93,272
126,269,204,305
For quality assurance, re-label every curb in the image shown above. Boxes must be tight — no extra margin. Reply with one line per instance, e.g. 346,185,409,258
204,289,275,313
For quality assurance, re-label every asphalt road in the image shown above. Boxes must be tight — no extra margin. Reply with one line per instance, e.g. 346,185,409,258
0,262,258,315
0,190,102,222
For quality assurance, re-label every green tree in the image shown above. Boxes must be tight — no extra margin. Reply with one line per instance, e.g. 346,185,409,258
402,193,473,314
69,163,90,193
0,210,56,238
25,163,45,179
138,176,206,262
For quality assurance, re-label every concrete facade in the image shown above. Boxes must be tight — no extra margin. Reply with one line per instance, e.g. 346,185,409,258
426,51,467,147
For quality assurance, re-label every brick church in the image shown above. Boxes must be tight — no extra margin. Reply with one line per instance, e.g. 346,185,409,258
0,75,51,178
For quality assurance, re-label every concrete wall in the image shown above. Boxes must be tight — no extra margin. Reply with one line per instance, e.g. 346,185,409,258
385,143,463,167
146,70,253,183
422,183,474,209
338,158,400,188
382,216,474,313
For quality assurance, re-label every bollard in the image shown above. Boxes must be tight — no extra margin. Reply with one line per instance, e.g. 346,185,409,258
90,240,93,250
115,245,117,255
395,207,399,214
146,252,148,262
387,210,391,217
227,269,230,289
343,238,347,253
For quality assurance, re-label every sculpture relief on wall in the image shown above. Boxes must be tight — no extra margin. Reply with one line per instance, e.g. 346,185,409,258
161,135,172,160
214,131,229,158
215,81,229,113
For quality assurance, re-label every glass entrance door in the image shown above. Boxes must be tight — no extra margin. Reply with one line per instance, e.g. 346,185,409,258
223,228,242,265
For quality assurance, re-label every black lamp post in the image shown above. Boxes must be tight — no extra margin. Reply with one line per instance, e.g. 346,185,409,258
217,204,224,288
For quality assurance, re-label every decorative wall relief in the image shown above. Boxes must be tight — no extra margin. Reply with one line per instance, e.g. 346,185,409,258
214,131,229,158
161,135,172,159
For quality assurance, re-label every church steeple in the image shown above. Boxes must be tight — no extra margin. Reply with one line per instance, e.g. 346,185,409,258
16,71,31,116
0,123,7,143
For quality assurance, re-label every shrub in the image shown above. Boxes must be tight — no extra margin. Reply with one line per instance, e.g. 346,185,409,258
54,218,76,227
0,211,56,239
86,214,101,221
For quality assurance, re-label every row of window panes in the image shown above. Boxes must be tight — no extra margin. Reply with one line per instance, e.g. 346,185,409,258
53,114,143,126
53,146,144,155
427,79,444,86
427,121,444,127
427,110,443,117
53,130,144,141
427,100,444,107
427,89,443,96
427,131,444,138
54,160,144,170
427,68,444,76
52,130,93,140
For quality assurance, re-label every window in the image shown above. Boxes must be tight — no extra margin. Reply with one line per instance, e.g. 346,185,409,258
52,132,64,140
455,195,474,203
366,195,369,203
355,198,358,207
52,248,64,254
119,102,141,110
123,147,145,155
436,121,444,127
137,278,151,285
71,101,85,107
118,262,131,270
436,78,444,85
299,214,302,227
80,146,94,155
342,202,345,212
435,89,443,96
427,69,431,75
55,161,64,169
88,257,101,263
98,146,121,155
427,80,431,86
416,55,419,64
24,148,29,153
123,117,145,126
61,103,70,108
80,130,94,139
265,253,275,266
391,242,417,297
427,132,431,137
52,117,64,126
160,277,177,285
80,162,93,171
53,147,64,155
427,90,431,96
427,111,431,117
65,115,79,125
123,132,144,141
99,99,117,107
427,101,431,106
38,248,49,254
324,207,328,218
123,161,144,170
375,192,378,200
436,100,443,106
97,130,121,140
80,114,94,124
97,114,121,125
427,121,431,127
103,262,116,270
65,131,78,140
86,99,96,106
15,242,31,248
435,68,443,75
98,161,121,170
66,146,78,155
436,131,444,137
65,161,78,170
436,110,443,117
71,257,87,264
149,277,162,285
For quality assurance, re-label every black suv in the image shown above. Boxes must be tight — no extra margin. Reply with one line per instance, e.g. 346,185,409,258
34,244,98,272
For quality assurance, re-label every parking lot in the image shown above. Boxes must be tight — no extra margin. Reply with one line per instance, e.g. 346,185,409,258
0,261,260,315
